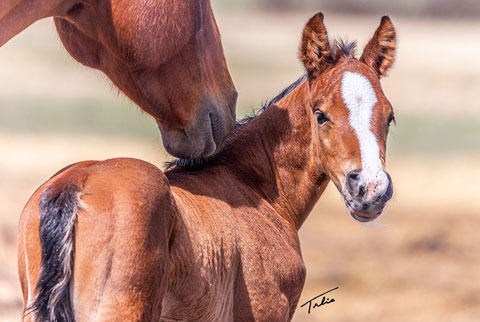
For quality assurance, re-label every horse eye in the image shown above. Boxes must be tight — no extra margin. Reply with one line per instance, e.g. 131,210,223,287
387,115,396,127
315,111,329,125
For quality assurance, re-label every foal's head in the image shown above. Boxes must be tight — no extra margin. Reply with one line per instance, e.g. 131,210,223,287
54,0,236,159
299,13,396,222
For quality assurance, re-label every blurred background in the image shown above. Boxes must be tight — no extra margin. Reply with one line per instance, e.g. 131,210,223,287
1,0,479,321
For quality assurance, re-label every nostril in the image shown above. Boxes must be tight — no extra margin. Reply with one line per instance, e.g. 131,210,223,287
346,170,361,196
358,184,366,198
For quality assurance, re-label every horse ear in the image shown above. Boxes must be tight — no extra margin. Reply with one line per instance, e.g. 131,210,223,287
360,16,397,77
299,12,332,80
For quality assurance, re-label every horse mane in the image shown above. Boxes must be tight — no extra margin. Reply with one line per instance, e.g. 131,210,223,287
237,73,308,126
165,39,356,172
335,39,357,58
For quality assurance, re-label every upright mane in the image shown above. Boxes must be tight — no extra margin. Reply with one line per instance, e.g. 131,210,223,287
166,39,357,172
236,74,307,126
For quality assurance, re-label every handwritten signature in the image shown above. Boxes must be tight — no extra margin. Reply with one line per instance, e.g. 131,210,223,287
300,287,338,314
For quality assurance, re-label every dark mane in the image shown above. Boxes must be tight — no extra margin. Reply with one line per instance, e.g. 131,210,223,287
237,74,307,125
165,74,307,172
334,39,357,58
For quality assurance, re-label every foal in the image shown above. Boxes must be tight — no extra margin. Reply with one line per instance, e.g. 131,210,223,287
18,12,397,322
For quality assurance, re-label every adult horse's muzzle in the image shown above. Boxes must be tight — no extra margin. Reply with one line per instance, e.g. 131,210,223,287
158,99,236,160
343,171,393,223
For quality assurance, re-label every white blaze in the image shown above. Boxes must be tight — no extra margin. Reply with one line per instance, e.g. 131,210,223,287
341,71,387,199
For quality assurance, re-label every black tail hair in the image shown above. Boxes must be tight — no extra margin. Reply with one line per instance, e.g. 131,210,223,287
26,183,81,322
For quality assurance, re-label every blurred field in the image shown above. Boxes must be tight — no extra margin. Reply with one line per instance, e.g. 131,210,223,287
1,5,479,322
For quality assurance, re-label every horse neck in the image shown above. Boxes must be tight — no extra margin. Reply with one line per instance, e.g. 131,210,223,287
0,0,69,46
225,81,329,230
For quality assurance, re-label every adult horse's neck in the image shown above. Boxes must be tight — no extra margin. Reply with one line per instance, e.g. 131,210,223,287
0,0,72,46
225,80,329,230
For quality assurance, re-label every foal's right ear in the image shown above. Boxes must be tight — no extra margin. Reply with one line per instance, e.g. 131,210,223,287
299,12,333,81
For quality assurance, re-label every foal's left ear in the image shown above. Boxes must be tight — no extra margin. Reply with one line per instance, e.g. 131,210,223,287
360,16,397,77
299,12,333,81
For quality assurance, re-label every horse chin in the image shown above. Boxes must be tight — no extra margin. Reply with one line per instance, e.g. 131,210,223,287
345,202,382,223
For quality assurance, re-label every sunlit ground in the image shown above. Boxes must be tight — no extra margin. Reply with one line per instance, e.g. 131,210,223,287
0,7,479,322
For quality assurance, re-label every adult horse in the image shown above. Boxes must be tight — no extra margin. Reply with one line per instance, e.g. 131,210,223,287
18,12,396,321
0,0,237,159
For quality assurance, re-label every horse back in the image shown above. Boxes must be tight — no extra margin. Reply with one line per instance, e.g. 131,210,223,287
18,158,176,321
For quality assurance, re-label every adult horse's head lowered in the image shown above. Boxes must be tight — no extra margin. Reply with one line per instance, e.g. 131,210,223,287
0,0,237,159
18,13,397,322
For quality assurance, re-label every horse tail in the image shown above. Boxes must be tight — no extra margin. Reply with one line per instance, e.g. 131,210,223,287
27,180,83,322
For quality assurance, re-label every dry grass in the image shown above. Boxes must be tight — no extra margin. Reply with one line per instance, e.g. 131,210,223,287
0,8,479,322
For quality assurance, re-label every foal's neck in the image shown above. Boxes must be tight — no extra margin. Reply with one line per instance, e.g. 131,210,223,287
226,81,329,230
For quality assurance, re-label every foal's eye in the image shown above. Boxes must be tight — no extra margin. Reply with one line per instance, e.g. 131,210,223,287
387,115,396,127
315,111,329,125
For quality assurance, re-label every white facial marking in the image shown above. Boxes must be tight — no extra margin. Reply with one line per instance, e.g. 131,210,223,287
341,71,387,199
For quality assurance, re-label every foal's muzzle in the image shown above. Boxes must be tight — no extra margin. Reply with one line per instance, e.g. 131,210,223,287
344,171,393,222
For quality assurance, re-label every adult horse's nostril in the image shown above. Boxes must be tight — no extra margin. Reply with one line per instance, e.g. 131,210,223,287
346,170,362,197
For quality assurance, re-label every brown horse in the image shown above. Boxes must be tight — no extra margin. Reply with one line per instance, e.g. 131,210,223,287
0,0,237,159
18,12,396,321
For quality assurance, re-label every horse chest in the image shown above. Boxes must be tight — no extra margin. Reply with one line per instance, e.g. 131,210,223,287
233,227,307,321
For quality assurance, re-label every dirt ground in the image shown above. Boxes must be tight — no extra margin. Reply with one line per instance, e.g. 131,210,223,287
0,8,479,322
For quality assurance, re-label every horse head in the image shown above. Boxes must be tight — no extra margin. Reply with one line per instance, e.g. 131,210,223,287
299,13,397,222
0,0,237,159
